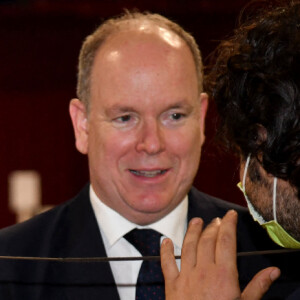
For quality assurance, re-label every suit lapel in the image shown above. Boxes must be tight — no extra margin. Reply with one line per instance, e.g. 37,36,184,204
50,185,120,300
187,187,223,224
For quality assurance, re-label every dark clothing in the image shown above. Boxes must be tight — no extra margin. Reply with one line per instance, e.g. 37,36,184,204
0,185,298,299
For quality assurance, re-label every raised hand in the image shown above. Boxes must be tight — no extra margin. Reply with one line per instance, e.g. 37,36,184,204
161,210,280,300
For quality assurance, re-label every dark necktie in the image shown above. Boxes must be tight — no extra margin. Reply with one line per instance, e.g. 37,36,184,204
124,229,165,300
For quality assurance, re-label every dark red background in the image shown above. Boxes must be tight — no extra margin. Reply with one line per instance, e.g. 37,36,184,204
0,0,250,228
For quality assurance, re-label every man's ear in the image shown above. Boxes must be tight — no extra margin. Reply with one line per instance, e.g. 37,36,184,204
199,93,209,144
255,123,267,145
199,92,209,129
69,99,89,154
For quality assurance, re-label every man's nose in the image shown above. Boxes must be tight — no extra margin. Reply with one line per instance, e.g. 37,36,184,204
136,120,165,154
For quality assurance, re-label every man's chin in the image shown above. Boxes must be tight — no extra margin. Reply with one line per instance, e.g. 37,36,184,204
123,202,172,225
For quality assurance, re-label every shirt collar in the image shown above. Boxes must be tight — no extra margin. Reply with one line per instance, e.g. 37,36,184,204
89,185,188,250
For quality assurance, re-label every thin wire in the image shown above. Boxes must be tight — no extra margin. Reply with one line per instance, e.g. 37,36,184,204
0,248,299,263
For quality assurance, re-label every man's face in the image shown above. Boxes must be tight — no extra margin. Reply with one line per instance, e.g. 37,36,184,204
70,25,208,225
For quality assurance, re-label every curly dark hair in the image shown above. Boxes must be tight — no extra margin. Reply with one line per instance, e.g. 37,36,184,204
207,1,300,196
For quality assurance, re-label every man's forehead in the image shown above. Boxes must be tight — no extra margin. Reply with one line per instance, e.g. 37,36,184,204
89,20,198,99
91,23,191,77
101,20,184,53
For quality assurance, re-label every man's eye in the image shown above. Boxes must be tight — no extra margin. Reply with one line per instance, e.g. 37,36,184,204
171,113,184,120
112,114,138,129
116,115,131,122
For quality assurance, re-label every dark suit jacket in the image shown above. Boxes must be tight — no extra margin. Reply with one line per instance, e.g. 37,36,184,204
0,185,299,299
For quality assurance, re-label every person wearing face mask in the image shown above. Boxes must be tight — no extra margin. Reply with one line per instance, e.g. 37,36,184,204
208,0,300,252
208,1,300,298
162,2,300,299
238,155,300,249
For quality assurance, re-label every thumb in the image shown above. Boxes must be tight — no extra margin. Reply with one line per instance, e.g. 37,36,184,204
241,267,280,300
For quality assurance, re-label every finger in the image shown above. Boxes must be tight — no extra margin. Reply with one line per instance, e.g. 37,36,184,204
181,218,203,270
196,217,221,266
215,210,237,268
241,267,280,300
160,238,179,281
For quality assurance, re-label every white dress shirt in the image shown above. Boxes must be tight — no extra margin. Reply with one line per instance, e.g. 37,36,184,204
89,185,188,300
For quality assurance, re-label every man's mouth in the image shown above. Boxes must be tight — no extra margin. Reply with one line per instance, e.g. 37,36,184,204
129,169,167,178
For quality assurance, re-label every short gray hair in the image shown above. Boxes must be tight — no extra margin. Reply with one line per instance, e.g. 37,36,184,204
77,11,203,110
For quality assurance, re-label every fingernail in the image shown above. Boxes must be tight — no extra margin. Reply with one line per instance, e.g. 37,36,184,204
161,237,171,246
227,209,237,216
212,217,221,225
190,217,202,225
270,268,281,281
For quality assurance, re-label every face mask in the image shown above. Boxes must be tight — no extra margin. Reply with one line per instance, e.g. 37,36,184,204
238,155,300,249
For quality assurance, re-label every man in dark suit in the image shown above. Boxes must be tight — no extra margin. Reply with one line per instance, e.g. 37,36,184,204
0,10,291,300
0,185,279,300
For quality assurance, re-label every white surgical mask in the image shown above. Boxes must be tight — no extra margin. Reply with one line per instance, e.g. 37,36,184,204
238,155,300,249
